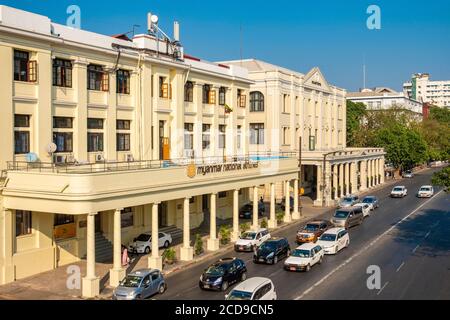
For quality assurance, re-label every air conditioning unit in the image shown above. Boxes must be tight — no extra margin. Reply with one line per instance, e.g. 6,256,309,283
66,154,76,164
95,154,105,163
53,155,67,164
125,154,134,162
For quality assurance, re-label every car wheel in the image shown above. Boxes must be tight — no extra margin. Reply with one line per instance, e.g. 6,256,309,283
305,264,311,272
159,283,166,294
334,246,338,254
318,256,323,264
144,246,150,254
241,272,247,282
345,240,349,248
164,241,170,248
221,281,229,292
273,256,278,265
136,294,142,300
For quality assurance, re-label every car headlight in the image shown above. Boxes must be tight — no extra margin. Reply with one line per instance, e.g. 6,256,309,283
267,252,274,259
200,275,203,281
213,277,223,285
127,291,137,298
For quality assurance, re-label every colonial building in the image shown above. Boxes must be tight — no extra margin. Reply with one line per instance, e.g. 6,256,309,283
0,6,301,297
221,59,386,206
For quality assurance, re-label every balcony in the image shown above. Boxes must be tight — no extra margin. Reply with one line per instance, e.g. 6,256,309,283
3,153,300,215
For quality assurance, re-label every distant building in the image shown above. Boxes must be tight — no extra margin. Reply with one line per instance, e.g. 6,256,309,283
347,87,423,115
403,73,450,108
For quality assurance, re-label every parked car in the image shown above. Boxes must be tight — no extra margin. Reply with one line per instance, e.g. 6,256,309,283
296,220,333,244
361,196,379,210
338,195,360,208
253,237,290,265
199,258,247,291
235,228,271,252
417,185,434,198
128,232,172,254
331,207,364,229
403,170,414,178
239,202,265,219
280,196,294,211
225,277,277,300
284,243,324,272
391,186,408,198
112,269,166,300
316,227,349,255
353,203,371,217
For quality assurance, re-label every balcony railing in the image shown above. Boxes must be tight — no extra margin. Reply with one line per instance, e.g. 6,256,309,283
6,152,298,175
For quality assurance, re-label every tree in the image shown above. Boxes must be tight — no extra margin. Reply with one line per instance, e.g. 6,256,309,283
429,106,450,124
346,100,367,147
431,166,450,192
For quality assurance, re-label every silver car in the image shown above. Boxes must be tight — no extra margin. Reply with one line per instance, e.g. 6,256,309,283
338,195,359,208
112,269,166,300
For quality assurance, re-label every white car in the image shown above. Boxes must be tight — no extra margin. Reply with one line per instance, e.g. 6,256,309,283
353,203,371,217
235,228,271,252
316,227,349,255
284,243,324,272
225,277,277,300
128,232,172,254
417,185,434,198
391,186,408,198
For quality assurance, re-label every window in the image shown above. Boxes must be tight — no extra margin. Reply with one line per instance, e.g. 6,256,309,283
237,125,242,150
283,127,290,145
283,94,290,113
53,58,72,87
250,123,264,145
219,125,226,149
117,133,130,151
121,207,134,228
202,124,211,150
16,211,32,237
218,191,227,198
14,50,37,82
14,115,30,154
203,84,215,104
53,132,73,153
184,81,194,102
54,214,74,226
219,87,226,105
117,120,131,130
250,91,264,112
117,69,130,94
87,118,104,129
238,89,246,108
184,123,194,150
87,64,109,91
53,117,73,129
159,76,171,99
88,133,104,152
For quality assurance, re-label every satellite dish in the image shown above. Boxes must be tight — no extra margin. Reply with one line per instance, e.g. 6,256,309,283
46,142,57,154
151,15,159,24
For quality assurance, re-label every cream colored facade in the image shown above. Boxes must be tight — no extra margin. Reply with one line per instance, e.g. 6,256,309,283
0,6,302,297
222,59,386,206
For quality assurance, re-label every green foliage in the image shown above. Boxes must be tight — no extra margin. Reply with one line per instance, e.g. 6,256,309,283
429,106,450,124
346,100,367,147
276,210,285,223
219,225,231,245
260,218,268,229
431,166,450,192
162,248,176,264
239,222,251,235
194,234,204,256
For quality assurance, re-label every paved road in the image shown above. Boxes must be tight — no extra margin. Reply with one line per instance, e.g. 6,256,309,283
156,168,449,300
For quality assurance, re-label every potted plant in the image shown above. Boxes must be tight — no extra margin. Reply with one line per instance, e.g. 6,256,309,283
219,225,231,245
194,233,204,256
162,248,176,265
239,222,251,236
260,218,268,229
276,209,285,223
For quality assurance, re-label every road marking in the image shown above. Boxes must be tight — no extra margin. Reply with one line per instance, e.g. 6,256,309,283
424,231,431,239
412,244,420,253
294,190,443,300
377,282,389,296
396,262,405,272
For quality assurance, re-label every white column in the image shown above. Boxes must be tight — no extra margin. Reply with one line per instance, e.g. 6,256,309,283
109,209,125,287
344,163,350,195
180,198,193,261
360,160,367,191
333,165,338,200
292,179,300,220
315,165,323,205
339,163,344,198
148,203,163,270
252,186,259,230
375,159,380,185
82,212,100,298
1,209,14,285
207,193,220,251
350,162,357,194
268,183,277,229
231,189,240,242
380,158,385,184
284,180,292,223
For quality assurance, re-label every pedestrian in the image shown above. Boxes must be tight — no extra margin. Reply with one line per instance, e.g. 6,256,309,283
122,245,130,267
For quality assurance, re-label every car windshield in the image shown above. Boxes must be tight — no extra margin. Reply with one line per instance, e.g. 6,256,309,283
227,290,253,300
362,198,374,203
303,224,319,232
120,275,142,288
393,187,403,191
241,232,256,240
334,210,349,218
420,187,431,191
136,234,151,242
259,241,277,251
320,233,337,241
205,265,225,276
292,249,311,258
343,197,353,202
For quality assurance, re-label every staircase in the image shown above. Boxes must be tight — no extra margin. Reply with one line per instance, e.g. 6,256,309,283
82,233,113,263
160,225,183,246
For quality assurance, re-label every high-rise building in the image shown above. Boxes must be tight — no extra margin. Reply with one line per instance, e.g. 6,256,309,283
403,73,450,107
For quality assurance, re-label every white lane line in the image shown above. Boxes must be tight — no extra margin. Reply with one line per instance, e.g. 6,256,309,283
424,231,431,239
293,190,443,300
396,262,405,272
377,282,389,296
412,244,420,253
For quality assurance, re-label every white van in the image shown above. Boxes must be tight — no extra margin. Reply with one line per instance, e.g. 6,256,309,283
225,277,277,300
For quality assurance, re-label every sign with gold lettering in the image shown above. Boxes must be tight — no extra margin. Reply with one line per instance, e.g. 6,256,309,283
54,223,76,240
187,162,259,178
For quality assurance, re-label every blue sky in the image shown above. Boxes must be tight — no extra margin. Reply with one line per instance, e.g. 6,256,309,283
3,0,450,91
